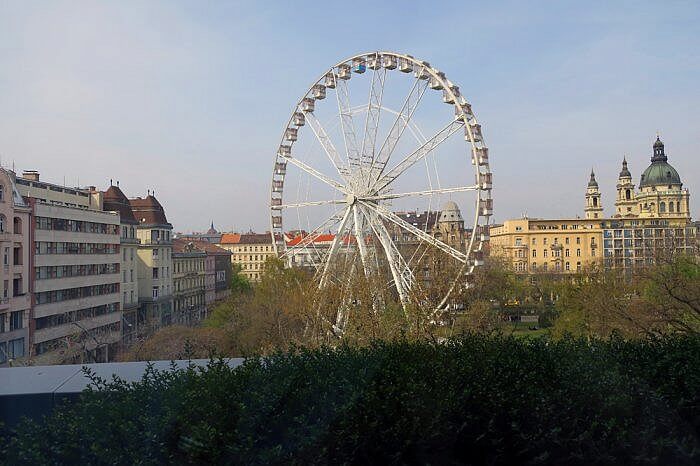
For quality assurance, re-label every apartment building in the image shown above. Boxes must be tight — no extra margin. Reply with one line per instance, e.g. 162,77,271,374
0,169,32,366
129,195,174,333
15,171,121,364
218,233,275,281
172,239,206,325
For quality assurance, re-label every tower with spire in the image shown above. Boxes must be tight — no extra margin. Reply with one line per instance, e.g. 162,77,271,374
614,157,637,217
584,169,603,219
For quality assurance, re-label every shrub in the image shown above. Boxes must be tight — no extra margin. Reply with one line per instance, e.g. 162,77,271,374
2,335,698,465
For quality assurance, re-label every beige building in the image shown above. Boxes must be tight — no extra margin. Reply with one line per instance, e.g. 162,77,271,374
0,169,32,366
129,195,174,333
16,171,122,364
491,136,695,273
218,233,276,281
172,239,206,325
490,218,603,273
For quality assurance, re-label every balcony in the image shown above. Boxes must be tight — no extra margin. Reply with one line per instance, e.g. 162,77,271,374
141,239,172,246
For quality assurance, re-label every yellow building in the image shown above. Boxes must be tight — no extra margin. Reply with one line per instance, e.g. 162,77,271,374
491,136,696,273
490,218,602,273
218,233,276,281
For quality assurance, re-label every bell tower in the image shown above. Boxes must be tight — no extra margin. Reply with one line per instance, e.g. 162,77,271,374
615,157,637,217
585,169,603,219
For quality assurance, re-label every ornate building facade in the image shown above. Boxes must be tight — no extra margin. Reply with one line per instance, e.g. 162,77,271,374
491,136,696,273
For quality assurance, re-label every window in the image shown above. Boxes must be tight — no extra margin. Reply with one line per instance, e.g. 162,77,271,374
669,201,674,213
565,249,570,257
542,263,548,271
0,214,5,233
565,262,570,271
576,248,581,257
532,238,536,245
9,338,24,358
543,238,548,245
153,268,159,279
13,217,22,234
532,250,536,258
543,250,548,258
153,249,159,258
531,262,536,270
10,310,23,330
0,342,6,364
0,184,3,202
660,202,666,213
515,238,522,246
152,286,159,299
577,262,582,271
3,247,8,265
576,237,581,244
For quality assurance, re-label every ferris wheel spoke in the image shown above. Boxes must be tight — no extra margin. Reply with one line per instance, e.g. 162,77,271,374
372,118,465,192
359,205,410,306
280,199,346,209
304,112,351,182
281,154,347,194
280,207,346,260
318,206,353,289
334,76,362,174
361,201,468,264
366,184,479,201
368,75,429,185
360,57,387,169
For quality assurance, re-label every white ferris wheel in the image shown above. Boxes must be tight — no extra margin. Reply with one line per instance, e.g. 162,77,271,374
270,51,492,330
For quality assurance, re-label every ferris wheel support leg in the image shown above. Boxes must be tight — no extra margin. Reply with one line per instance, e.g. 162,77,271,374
318,206,353,290
360,205,409,312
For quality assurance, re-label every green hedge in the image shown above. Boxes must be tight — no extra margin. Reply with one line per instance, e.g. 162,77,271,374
2,334,699,465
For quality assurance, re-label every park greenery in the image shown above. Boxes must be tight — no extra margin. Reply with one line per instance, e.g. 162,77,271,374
119,253,700,360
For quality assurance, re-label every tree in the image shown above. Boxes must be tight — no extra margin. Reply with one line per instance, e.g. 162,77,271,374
119,326,232,361
642,254,700,334
230,263,252,294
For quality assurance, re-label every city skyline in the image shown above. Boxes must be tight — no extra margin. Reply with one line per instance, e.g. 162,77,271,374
1,1,699,232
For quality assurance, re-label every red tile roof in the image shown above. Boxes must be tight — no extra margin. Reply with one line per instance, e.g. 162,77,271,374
219,233,241,244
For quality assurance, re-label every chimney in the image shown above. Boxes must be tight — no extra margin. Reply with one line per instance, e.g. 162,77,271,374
22,170,40,182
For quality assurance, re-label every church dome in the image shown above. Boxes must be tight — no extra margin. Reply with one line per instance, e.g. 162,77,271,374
439,201,462,222
639,137,682,188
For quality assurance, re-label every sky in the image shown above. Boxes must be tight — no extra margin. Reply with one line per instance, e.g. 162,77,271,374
1,0,699,232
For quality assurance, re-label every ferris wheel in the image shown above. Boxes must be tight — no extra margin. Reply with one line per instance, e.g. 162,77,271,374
270,51,492,331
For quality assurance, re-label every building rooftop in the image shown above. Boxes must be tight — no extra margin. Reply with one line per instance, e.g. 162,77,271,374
129,195,170,226
103,184,137,224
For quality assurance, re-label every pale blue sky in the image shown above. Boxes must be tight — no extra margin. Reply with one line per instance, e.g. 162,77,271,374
1,1,698,232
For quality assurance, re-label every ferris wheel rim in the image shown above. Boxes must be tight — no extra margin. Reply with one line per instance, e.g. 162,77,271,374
269,50,492,318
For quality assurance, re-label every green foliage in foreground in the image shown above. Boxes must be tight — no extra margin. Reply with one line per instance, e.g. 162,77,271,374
2,335,699,465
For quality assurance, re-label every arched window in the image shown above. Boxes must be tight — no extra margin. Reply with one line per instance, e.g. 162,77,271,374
659,202,666,213
669,201,674,213
593,197,598,207
625,189,631,200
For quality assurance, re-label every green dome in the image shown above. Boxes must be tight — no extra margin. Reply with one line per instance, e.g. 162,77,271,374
639,136,682,188
640,162,681,188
